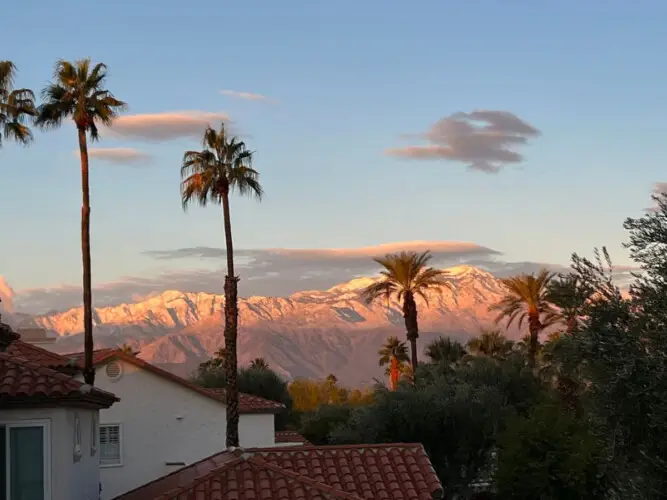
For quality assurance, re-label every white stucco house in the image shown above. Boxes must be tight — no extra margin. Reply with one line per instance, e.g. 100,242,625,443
0,322,119,500
64,349,285,500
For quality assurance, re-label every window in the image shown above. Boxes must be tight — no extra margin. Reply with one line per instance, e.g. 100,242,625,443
99,424,122,467
0,420,51,500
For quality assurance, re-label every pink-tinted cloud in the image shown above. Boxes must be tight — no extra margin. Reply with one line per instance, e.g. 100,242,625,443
78,148,152,165
220,90,277,104
386,110,540,173
108,111,230,141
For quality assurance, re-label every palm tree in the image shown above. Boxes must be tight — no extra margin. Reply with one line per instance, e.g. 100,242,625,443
489,269,557,366
0,61,36,148
181,123,263,448
35,59,126,385
250,357,269,370
545,274,594,334
424,336,467,365
361,251,451,371
378,336,410,390
466,329,515,358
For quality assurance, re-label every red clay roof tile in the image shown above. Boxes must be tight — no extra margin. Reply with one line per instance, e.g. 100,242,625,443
114,444,443,500
0,352,118,408
275,430,311,445
7,340,74,368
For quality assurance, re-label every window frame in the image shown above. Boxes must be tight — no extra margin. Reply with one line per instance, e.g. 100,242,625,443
99,423,123,468
0,419,52,500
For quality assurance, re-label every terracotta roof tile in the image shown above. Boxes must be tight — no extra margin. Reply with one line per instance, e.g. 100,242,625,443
7,340,74,368
114,444,443,500
67,349,285,414
0,352,118,408
275,430,311,445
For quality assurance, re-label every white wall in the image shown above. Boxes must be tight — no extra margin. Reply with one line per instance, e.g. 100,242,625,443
79,359,276,500
2,407,101,500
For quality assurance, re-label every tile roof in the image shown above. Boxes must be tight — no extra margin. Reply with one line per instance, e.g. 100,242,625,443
7,340,74,369
114,443,444,500
0,351,118,408
67,349,285,414
275,430,311,445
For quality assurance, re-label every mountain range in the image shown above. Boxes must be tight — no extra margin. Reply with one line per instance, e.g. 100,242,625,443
18,265,515,385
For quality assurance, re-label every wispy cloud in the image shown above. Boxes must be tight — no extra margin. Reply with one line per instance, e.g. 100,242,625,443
77,148,152,165
108,111,230,141
386,110,540,173
13,240,639,315
220,90,277,104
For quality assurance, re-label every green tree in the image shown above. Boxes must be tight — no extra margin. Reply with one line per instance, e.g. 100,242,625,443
36,59,126,385
424,336,467,365
495,403,604,499
0,61,36,147
489,269,557,366
361,251,451,371
181,123,263,447
466,329,514,359
193,364,294,430
545,274,594,333
378,336,409,390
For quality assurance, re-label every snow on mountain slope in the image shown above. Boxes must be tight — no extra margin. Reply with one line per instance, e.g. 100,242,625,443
32,265,511,384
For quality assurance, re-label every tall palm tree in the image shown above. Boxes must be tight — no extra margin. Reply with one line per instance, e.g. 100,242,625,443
361,251,451,371
466,329,514,358
181,123,263,447
489,269,556,366
250,357,269,370
35,59,126,385
378,336,410,390
0,61,36,148
424,336,467,365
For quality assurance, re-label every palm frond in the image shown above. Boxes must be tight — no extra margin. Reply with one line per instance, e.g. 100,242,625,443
35,58,126,138
180,122,264,210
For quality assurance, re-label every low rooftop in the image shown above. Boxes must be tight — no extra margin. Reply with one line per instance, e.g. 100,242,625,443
115,443,443,500
0,351,118,409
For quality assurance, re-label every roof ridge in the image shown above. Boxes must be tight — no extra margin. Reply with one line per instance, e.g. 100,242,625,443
70,350,284,413
155,455,248,499
248,456,365,500
247,442,425,453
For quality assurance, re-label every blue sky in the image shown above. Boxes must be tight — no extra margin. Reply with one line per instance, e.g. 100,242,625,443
2,0,665,311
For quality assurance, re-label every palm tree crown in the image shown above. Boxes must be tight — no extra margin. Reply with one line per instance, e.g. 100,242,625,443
545,274,594,333
424,336,467,364
181,124,262,211
250,357,269,370
378,336,410,368
35,59,125,137
489,268,556,365
467,329,515,358
362,251,451,371
0,61,37,147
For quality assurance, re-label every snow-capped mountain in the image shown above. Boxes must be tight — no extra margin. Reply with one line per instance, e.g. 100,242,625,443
29,265,511,385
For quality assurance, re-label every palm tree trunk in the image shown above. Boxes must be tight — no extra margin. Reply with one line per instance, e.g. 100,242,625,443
221,191,240,448
389,356,399,391
528,312,541,367
565,316,577,334
78,127,95,386
402,292,419,373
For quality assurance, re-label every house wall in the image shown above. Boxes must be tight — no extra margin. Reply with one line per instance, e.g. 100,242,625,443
76,359,275,500
2,407,101,500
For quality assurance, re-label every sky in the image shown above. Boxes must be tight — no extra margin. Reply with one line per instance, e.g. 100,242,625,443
1,0,665,313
